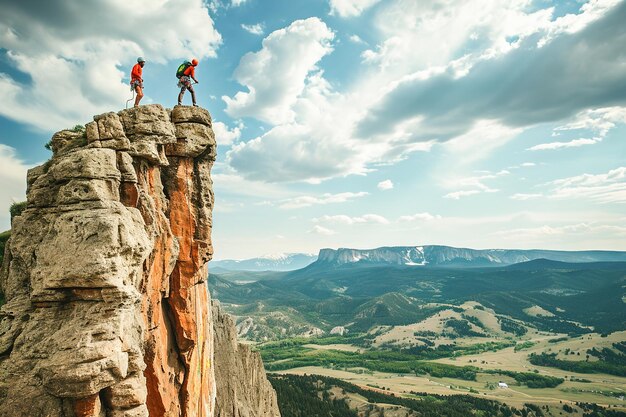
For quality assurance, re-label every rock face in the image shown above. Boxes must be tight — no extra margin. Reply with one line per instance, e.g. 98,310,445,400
0,104,280,417
212,302,279,417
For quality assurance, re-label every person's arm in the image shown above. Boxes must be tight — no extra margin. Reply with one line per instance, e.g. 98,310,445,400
191,66,198,83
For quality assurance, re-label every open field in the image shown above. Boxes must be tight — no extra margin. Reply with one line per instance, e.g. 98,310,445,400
524,305,556,318
434,331,626,371
269,331,626,411
278,365,626,410
302,343,361,352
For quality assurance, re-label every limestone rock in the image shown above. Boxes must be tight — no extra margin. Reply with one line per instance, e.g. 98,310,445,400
56,179,120,205
117,152,138,183
171,105,212,126
94,112,127,141
26,163,48,188
118,104,176,143
165,123,216,158
49,129,87,155
213,302,280,417
128,140,168,166
49,148,121,181
86,121,99,143
30,206,150,292
100,137,132,151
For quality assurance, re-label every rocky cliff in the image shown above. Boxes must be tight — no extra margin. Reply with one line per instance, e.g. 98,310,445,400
0,104,280,417
212,302,279,417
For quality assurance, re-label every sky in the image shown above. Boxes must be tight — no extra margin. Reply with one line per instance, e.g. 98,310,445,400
0,0,625,260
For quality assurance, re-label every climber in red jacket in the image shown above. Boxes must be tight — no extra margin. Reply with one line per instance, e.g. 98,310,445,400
130,57,145,107
177,58,199,106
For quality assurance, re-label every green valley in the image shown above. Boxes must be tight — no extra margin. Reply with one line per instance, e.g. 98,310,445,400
210,256,626,414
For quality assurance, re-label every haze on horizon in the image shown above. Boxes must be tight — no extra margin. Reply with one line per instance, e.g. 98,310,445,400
0,0,625,260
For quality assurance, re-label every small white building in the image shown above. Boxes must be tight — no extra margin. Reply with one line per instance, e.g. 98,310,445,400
498,382,509,388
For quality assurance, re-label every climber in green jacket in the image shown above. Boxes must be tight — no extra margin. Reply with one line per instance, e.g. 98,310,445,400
176,58,199,106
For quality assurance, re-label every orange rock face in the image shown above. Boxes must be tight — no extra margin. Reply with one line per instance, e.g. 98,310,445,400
74,394,103,417
132,108,217,417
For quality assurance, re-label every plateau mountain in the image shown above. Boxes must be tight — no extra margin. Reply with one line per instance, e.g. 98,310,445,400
314,245,626,268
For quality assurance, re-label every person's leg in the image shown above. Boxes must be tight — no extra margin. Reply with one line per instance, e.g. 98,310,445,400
178,85,186,105
189,85,197,106
134,86,143,107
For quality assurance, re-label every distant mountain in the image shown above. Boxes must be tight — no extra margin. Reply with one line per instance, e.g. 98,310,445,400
505,258,626,271
314,245,626,268
210,253,318,271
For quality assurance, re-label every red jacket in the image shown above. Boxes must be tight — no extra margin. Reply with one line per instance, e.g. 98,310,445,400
131,63,142,82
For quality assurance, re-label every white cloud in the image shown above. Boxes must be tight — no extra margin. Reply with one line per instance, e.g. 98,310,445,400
329,0,381,17
547,167,626,203
0,145,35,229
212,200,245,213
552,106,626,137
492,223,626,239
224,18,423,183
223,18,334,124
377,179,393,190
441,169,509,200
310,225,336,235
508,162,537,169
227,1,625,185
527,137,601,151
349,35,367,45
242,23,264,35
357,1,626,161
279,191,368,209
231,0,248,6
0,0,221,132
510,193,543,201
212,121,243,146
313,214,389,225
361,0,555,75
443,121,524,164
398,212,442,222
443,190,482,200
227,121,367,183
211,168,290,200
538,0,624,45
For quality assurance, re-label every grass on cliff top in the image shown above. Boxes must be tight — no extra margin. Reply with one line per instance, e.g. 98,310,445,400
0,229,9,264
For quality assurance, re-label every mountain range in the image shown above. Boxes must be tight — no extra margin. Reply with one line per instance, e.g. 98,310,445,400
314,245,626,268
209,245,626,341
210,253,318,271
210,245,626,273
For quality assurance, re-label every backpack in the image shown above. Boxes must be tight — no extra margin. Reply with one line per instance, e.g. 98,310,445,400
176,61,192,78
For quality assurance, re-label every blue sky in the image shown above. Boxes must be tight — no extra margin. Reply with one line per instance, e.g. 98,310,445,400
0,0,625,259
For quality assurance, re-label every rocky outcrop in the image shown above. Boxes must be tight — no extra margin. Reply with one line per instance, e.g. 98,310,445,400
0,104,279,417
212,302,279,417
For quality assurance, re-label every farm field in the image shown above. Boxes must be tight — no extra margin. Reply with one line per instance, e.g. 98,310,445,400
264,331,626,411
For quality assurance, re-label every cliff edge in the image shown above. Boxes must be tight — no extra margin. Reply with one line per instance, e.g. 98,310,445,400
0,104,280,417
